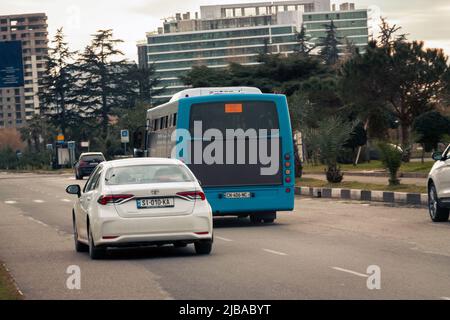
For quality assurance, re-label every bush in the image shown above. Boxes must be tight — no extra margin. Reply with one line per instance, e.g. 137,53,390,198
378,143,403,186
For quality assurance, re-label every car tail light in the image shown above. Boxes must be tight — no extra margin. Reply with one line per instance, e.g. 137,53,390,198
177,191,206,201
79,160,88,167
98,194,134,205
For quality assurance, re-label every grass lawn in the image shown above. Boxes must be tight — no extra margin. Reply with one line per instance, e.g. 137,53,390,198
303,160,434,175
297,178,427,194
0,263,21,300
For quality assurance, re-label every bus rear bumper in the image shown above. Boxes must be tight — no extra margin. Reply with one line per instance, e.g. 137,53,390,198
205,187,294,215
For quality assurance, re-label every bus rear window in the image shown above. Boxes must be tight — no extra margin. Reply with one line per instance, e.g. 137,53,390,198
189,101,279,135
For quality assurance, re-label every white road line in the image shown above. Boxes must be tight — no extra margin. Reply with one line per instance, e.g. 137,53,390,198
33,200,45,203
263,249,288,256
440,297,450,300
332,267,368,278
61,199,72,203
4,200,17,204
27,216,49,227
216,236,233,242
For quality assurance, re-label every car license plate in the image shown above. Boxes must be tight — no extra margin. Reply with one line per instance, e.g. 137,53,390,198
224,192,251,199
137,198,175,209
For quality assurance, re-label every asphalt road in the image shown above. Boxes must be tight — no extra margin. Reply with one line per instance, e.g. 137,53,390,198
0,172,449,300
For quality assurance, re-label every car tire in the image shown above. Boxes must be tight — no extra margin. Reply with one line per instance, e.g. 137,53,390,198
195,240,212,255
429,184,450,222
73,216,88,253
88,226,106,260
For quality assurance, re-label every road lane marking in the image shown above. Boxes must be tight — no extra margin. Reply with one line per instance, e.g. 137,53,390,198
27,216,49,227
4,201,17,204
33,200,45,203
332,267,368,278
440,297,450,300
61,199,72,203
216,236,233,242
263,249,288,256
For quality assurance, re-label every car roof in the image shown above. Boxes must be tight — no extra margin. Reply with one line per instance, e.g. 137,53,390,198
80,152,105,157
102,157,182,169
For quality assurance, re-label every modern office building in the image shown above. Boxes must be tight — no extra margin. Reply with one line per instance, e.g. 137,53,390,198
0,13,48,129
303,4,369,52
138,1,369,102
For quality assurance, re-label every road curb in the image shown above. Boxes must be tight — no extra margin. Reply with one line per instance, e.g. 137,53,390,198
295,186,428,207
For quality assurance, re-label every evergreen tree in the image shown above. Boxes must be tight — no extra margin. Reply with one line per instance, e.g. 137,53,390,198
39,28,79,136
74,29,130,139
319,20,341,66
295,24,315,55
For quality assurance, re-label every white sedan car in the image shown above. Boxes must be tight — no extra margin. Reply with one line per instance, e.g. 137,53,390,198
66,158,213,259
428,144,450,222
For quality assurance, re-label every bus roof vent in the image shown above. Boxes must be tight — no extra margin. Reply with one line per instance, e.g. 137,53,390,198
169,87,262,102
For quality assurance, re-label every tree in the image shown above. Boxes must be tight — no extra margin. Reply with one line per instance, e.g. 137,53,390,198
303,116,354,183
319,20,341,66
39,28,79,137
413,111,450,153
295,24,315,55
340,20,449,152
124,63,162,106
75,29,130,139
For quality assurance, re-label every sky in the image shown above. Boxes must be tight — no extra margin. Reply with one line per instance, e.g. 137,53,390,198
0,0,449,62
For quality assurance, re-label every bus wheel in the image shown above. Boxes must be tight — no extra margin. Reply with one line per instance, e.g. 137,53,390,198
250,215,263,224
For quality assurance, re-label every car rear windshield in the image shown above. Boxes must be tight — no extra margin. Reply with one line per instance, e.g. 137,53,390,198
105,165,195,185
81,155,105,162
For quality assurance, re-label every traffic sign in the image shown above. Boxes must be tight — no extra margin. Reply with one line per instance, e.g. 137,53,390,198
121,130,130,143
68,141,76,150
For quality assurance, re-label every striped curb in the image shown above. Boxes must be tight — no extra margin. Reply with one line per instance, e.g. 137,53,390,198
295,186,428,207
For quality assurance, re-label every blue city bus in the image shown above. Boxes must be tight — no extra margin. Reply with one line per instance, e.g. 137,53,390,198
145,87,294,223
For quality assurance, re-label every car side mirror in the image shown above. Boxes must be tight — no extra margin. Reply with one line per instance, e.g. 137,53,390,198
432,152,443,161
66,185,81,198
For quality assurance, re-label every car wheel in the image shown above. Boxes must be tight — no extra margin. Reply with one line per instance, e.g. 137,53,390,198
194,240,212,255
73,216,88,252
88,226,106,260
429,184,450,222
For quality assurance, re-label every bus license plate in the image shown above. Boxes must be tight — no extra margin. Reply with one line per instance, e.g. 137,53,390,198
225,192,251,199
137,198,174,209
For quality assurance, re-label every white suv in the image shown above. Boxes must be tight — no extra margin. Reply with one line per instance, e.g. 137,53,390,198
428,144,450,222
66,158,213,259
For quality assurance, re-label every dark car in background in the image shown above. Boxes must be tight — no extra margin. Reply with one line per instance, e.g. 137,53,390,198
74,152,106,180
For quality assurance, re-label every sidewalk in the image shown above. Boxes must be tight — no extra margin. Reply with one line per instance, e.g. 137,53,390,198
303,174,427,187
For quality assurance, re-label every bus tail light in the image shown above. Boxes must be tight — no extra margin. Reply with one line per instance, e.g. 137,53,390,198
285,154,291,160
177,191,206,201
98,194,134,205
285,177,292,184
285,162,291,168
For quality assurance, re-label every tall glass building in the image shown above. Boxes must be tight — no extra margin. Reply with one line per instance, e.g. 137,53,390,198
138,1,369,102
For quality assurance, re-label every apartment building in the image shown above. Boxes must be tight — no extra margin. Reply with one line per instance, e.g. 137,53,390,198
0,13,48,128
